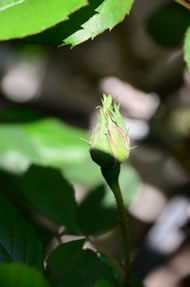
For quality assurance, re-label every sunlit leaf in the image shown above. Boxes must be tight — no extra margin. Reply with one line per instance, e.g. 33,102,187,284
0,0,23,11
0,125,41,173
27,0,134,47
0,108,87,173
62,0,134,47
22,117,88,167
0,0,87,40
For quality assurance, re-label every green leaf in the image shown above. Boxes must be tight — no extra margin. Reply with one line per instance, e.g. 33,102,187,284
184,26,190,73
21,165,79,232
27,0,134,47
0,107,114,188
78,164,140,234
0,107,104,187
0,124,41,173
0,0,87,40
47,240,119,287
47,239,85,271
92,279,114,287
130,276,144,287
62,0,134,47
0,0,23,11
147,2,190,47
22,117,88,167
0,108,88,173
0,263,49,287
63,157,103,188
0,195,43,270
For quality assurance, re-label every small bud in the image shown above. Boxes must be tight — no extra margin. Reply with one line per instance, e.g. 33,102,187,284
89,94,130,168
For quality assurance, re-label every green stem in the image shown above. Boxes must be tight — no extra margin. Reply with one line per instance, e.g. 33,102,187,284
112,182,132,286
101,166,132,287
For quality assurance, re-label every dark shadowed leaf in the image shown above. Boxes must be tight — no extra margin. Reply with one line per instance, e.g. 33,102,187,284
147,3,190,47
92,279,114,287
21,165,79,232
47,239,119,287
0,263,49,287
0,195,43,270
47,239,85,271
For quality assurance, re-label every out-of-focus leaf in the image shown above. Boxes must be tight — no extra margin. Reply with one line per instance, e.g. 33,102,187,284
147,3,190,47
0,108,87,173
22,116,103,187
0,125,41,173
131,279,144,287
47,239,119,287
92,279,114,287
63,157,103,187
0,195,43,270
21,165,79,232
0,0,87,40
78,164,140,234
0,107,105,187
0,107,138,190
27,0,134,47
22,117,88,167
0,0,23,11
166,107,190,137
0,168,21,194
184,26,190,73
0,263,49,287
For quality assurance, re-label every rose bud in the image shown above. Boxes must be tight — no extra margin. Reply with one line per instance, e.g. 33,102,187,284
89,94,130,168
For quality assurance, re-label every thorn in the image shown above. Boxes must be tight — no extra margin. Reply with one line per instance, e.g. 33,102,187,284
80,137,89,144
129,146,138,151
113,96,119,105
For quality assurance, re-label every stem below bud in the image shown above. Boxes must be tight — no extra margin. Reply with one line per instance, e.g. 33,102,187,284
101,166,132,287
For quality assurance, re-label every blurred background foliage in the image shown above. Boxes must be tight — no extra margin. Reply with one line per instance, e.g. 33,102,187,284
0,0,190,287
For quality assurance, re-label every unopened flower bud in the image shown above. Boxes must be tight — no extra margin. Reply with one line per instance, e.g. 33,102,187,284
89,94,130,168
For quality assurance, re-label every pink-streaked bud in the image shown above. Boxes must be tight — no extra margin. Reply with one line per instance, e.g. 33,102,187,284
89,94,130,168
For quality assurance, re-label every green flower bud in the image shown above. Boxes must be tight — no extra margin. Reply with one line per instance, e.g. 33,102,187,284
89,94,130,168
